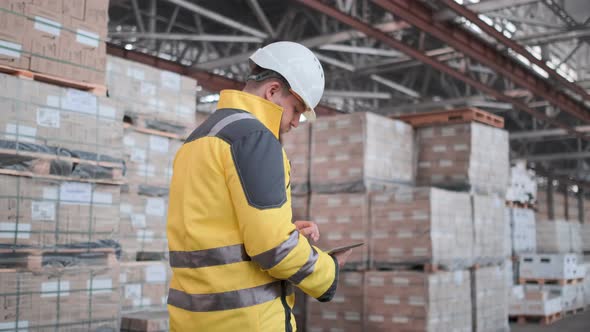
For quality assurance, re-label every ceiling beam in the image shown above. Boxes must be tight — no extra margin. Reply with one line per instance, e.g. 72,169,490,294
511,125,590,140
108,32,263,43
129,0,146,33
525,151,590,161
370,75,420,98
439,0,590,104
315,53,355,71
484,13,564,29
323,90,392,99
515,27,590,45
166,0,268,38
319,44,402,57
194,20,408,70
246,0,276,38
295,0,586,140
434,0,540,21
371,0,590,123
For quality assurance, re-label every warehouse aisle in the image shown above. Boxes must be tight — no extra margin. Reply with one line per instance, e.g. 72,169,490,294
511,309,590,332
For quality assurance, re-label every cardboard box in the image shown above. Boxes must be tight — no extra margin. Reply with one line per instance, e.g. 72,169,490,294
536,220,580,253
310,112,415,193
292,194,309,221
0,175,120,248
119,261,172,313
519,254,581,280
472,194,510,264
370,187,473,269
119,187,169,260
416,123,509,195
282,123,310,194
0,265,120,331
507,208,536,254
121,310,170,332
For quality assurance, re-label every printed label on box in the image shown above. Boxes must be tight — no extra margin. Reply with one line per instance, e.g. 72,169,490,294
125,284,142,299
0,222,31,239
149,135,169,153
62,89,97,115
93,192,113,204
145,198,166,217
145,264,167,283
0,40,22,58
131,148,146,162
31,201,56,221
87,278,113,295
60,182,92,204
46,95,60,108
41,281,70,297
141,82,157,96
36,107,60,128
131,214,146,228
76,29,100,47
161,71,181,91
34,16,61,36
5,124,37,143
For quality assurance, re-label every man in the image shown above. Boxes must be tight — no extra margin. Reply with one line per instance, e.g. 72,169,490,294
167,41,351,331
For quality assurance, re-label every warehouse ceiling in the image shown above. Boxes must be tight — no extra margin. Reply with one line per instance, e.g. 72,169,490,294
107,0,590,184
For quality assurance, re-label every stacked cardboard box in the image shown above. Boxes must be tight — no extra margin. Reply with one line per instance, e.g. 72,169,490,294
120,310,169,332
119,186,169,260
472,194,510,265
415,122,509,195
536,220,581,253
472,265,510,332
0,0,108,84
283,123,311,195
519,254,584,280
106,56,197,128
0,175,120,248
291,194,309,222
583,262,590,306
583,223,590,252
526,284,585,312
0,265,120,331
310,193,370,268
370,187,473,269
365,270,472,332
307,272,364,332
507,208,536,254
119,261,171,313
310,112,414,193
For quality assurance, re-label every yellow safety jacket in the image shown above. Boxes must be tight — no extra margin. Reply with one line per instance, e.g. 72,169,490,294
167,89,338,331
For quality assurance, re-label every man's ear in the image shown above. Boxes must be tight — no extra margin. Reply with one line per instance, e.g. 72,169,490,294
264,81,282,100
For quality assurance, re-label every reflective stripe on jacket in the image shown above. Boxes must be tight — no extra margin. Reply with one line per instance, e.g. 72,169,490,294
167,89,338,331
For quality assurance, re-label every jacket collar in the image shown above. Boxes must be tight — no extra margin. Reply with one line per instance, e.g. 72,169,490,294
216,89,283,139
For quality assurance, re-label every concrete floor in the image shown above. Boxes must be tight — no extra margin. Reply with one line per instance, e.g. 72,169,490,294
510,309,590,332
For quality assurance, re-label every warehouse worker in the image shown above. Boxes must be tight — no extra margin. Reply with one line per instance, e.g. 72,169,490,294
166,41,351,331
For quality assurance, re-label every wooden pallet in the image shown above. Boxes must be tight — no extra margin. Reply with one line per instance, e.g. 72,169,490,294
373,262,453,273
136,251,168,261
518,277,583,286
0,168,125,185
509,312,562,325
124,114,190,140
0,64,106,96
394,107,505,129
0,247,117,271
505,201,536,209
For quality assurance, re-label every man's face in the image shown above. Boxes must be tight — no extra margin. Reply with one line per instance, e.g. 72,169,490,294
269,88,306,135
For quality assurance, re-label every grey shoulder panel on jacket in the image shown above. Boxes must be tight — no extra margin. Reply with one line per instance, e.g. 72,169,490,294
185,108,286,210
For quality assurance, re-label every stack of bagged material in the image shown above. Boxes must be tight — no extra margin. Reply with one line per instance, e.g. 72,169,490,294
0,0,108,84
472,194,511,265
472,264,510,332
370,187,473,269
120,310,169,332
509,286,562,319
119,261,172,313
310,112,415,193
282,123,311,195
414,122,509,195
0,265,120,330
365,270,472,332
106,56,196,131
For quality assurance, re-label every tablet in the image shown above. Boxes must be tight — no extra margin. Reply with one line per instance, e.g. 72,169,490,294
325,242,364,255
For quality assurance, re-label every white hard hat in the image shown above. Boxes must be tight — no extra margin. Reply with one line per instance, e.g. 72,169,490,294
249,41,325,121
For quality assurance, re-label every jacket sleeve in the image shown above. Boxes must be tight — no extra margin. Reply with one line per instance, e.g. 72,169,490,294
223,130,338,301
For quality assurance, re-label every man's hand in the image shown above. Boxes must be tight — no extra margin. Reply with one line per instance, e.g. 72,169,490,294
332,249,352,268
294,220,320,242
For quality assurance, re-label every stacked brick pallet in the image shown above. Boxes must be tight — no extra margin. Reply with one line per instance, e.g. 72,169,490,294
0,2,123,330
282,108,512,332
